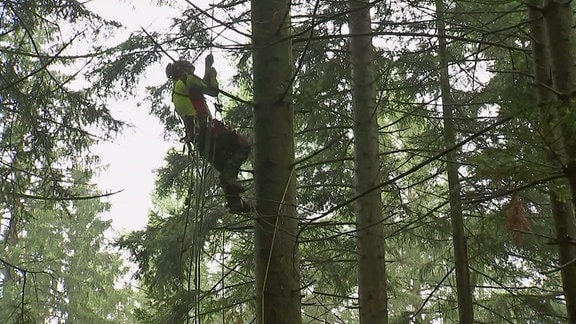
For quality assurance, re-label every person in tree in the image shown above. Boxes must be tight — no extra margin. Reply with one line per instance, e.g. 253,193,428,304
165,55,251,213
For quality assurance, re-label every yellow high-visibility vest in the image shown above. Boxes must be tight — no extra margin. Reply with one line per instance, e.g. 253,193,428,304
171,74,219,117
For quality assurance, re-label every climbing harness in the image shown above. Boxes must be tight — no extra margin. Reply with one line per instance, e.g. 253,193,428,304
144,11,255,324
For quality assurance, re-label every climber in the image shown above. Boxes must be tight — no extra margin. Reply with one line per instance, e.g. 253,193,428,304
165,55,251,213
166,54,217,144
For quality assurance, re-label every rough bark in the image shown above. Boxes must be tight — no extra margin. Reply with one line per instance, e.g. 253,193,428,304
251,0,301,323
348,1,388,322
435,0,475,322
529,1,576,322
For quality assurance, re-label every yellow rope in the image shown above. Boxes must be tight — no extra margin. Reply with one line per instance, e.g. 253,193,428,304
260,165,296,320
179,140,212,324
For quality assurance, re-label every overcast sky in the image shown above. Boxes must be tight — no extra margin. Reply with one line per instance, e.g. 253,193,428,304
86,1,238,235
88,1,180,233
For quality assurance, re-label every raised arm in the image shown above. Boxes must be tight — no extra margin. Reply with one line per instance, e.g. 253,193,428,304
177,54,218,98
185,74,219,97
202,54,219,97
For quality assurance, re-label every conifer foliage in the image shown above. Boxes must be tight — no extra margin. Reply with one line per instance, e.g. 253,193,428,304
1,1,133,322
116,0,576,322
3,0,576,323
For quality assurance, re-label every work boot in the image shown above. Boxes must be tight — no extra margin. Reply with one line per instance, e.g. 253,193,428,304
226,196,251,213
179,135,193,143
221,150,248,181
219,174,246,194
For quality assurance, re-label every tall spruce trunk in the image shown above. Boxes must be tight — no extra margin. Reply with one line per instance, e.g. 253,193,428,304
435,0,474,322
530,1,576,321
251,0,301,323
348,1,388,322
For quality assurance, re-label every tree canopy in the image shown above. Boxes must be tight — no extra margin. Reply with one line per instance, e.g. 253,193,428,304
3,0,576,323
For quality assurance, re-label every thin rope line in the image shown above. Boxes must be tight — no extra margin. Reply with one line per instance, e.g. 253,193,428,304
179,140,211,324
182,145,196,324
194,146,211,324
261,165,296,319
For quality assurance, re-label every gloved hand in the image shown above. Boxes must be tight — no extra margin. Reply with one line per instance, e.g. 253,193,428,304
205,66,217,80
205,54,214,68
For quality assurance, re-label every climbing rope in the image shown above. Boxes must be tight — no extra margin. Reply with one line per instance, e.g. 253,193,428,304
178,138,212,324
180,7,220,318
156,4,254,321
180,12,222,321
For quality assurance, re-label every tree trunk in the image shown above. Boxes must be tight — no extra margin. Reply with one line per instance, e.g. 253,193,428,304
530,1,576,322
435,0,475,322
348,1,388,323
251,0,301,323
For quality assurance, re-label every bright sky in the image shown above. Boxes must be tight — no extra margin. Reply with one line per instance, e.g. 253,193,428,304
87,1,185,234
86,0,237,235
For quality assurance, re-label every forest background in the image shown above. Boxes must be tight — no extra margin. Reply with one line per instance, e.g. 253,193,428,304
1,0,576,323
